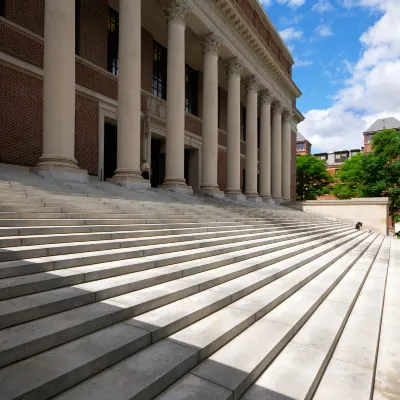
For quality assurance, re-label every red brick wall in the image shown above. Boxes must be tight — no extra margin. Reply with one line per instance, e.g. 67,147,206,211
75,94,99,175
0,65,43,166
4,0,44,36
78,0,108,69
0,22,44,68
218,150,227,191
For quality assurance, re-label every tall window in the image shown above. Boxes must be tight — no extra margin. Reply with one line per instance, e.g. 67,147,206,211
107,7,119,75
257,117,260,149
241,105,246,141
185,65,198,115
153,41,167,100
0,0,4,16
297,143,305,151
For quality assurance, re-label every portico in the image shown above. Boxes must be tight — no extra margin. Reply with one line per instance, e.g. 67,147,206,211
12,0,303,201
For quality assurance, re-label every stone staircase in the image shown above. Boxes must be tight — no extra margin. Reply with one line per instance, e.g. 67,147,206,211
0,166,398,400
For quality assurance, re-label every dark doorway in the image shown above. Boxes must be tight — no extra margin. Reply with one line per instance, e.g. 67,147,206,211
242,169,246,193
150,138,165,187
104,123,117,180
184,149,191,185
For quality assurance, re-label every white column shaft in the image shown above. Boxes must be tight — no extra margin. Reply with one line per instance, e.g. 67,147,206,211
42,0,76,163
114,0,142,179
201,52,219,190
164,21,186,185
245,91,258,195
282,118,292,200
226,74,241,193
271,107,282,200
259,101,271,198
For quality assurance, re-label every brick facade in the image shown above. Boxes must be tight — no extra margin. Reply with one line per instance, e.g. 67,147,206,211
75,94,99,175
0,65,43,167
4,0,44,36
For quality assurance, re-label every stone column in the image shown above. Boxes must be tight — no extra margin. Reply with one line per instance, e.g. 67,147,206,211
259,90,272,201
199,33,224,198
112,0,149,188
282,109,293,201
36,0,87,182
271,101,283,201
160,0,192,193
225,58,245,200
244,76,261,202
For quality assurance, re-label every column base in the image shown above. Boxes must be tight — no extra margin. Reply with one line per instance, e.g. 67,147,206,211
245,193,263,203
34,156,88,183
272,197,283,205
160,178,193,194
261,196,275,205
110,169,151,189
224,191,247,201
199,186,225,199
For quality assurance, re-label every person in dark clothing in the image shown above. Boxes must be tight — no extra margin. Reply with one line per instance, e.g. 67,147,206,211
355,222,362,230
141,159,150,180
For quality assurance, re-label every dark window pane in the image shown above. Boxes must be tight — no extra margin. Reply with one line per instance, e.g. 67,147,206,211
152,41,167,100
107,7,119,75
185,64,198,115
75,0,80,55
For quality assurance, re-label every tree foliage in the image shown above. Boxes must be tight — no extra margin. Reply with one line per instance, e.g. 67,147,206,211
296,155,333,201
332,129,400,216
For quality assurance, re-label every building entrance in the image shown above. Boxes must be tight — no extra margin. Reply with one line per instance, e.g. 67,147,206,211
104,123,117,181
150,138,166,188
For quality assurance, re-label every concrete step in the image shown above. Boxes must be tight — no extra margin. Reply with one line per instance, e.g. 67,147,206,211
0,231,363,368
240,235,385,400
0,229,355,327
43,234,378,400
0,222,334,261
0,233,371,400
372,237,399,400
0,221,324,247
0,225,350,280
313,238,390,400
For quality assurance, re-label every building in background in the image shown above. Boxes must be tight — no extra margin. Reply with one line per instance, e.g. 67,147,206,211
296,132,312,156
314,149,362,178
363,117,400,153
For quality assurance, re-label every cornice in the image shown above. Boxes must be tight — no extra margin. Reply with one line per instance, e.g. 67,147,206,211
211,0,301,99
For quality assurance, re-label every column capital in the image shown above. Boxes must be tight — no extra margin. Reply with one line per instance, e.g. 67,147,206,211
271,100,283,114
225,57,243,77
201,33,222,56
244,76,260,93
159,0,189,26
282,109,293,123
259,89,272,105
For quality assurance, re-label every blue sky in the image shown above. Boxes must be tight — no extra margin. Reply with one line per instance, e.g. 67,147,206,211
259,0,400,153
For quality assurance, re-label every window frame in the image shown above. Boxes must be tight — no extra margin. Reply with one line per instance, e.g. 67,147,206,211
152,41,168,100
107,6,119,76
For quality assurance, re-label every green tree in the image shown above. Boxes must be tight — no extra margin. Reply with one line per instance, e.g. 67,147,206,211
332,129,400,216
296,155,333,201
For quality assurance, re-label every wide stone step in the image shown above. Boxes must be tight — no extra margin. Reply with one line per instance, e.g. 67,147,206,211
0,221,321,247
43,234,378,400
0,228,354,328
313,238,390,400
0,233,371,400
192,237,382,400
0,231,363,368
0,225,350,280
0,222,333,261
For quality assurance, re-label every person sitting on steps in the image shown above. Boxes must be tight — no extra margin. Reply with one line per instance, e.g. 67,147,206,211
141,159,150,180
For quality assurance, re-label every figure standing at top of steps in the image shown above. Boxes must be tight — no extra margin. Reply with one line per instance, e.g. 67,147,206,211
141,160,151,180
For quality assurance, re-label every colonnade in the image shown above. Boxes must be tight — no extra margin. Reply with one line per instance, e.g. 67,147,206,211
37,0,293,201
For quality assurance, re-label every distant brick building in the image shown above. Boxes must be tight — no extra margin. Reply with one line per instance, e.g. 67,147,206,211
314,149,362,178
363,117,400,153
296,132,312,156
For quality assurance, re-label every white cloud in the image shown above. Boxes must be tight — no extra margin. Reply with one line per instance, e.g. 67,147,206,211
294,59,313,67
312,0,336,12
276,0,306,8
299,0,400,151
315,24,334,37
258,0,272,7
279,27,304,41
